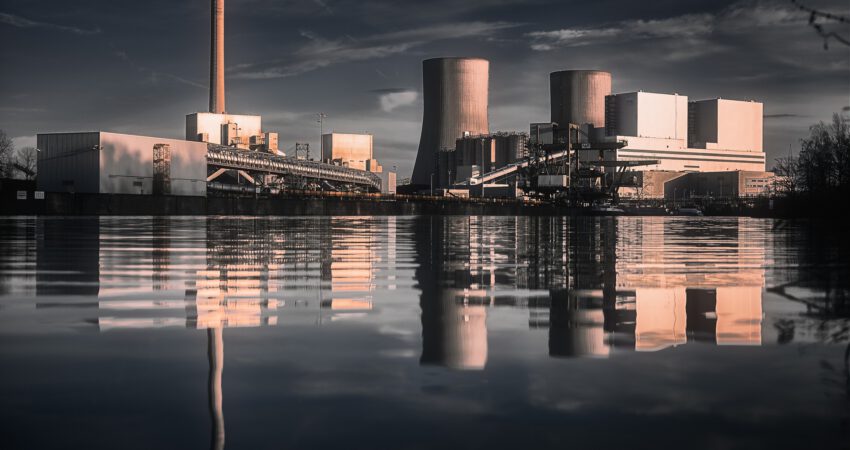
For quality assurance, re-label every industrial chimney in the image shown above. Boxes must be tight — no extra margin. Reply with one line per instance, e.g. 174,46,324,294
411,57,489,186
209,0,225,114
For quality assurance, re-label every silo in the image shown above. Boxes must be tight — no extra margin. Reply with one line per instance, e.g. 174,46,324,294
549,70,612,128
412,58,489,186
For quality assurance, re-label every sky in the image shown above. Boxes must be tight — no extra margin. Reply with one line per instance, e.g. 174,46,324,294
0,0,848,177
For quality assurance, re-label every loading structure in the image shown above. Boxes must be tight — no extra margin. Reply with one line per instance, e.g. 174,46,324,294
458,124,658,204
206,145,383,193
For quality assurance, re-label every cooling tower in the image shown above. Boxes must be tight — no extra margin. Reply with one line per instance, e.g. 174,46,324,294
209,0,225,114
411,58,489,186
549,70,611,128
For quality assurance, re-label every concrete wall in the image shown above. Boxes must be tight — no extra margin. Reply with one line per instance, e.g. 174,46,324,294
322,133,374,168
689,99,763,152
664,171,775,199
37,132,207,196
186,112,262,146
594,134,766,172
550,70,611,128
412,58,489,185
99,132,207,196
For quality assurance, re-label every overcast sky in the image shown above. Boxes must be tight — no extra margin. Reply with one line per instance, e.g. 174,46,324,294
1,0,848,176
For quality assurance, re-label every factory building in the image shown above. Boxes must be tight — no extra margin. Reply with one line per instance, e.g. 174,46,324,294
412,57,489,186
186,113,264,149
321,133,382,173
37,132,207,196
621,170,776,200
689,98,763,153
596,91,766,173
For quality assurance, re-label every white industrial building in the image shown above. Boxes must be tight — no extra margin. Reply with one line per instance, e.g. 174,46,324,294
321,133,383,173
186,112,279,154
37,132,207,196
596,92,766,173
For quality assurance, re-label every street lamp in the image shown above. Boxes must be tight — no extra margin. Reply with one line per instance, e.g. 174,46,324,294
316,113,328,161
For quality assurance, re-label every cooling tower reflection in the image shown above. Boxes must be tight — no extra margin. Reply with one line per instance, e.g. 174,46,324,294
413,216,767,365
6,215,848,448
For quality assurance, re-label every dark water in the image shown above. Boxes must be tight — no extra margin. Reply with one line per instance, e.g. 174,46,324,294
0,216,848,449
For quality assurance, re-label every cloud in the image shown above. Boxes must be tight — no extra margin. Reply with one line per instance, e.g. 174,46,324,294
763,113,801,118
231,21,519,79
12,135,36,149
375,89,418,112
527,13,713,50
525,0,808,57
111,47,206,89
0,12,100,35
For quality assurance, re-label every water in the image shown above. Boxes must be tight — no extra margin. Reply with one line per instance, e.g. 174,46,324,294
0,216,847,449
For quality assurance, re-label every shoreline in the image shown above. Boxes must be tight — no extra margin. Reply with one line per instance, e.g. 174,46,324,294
1,191,784,217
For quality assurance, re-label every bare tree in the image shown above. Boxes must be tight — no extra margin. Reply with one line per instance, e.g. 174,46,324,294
791,0,850,49
773,155,800,194
16,147,38,180
0,129,14,178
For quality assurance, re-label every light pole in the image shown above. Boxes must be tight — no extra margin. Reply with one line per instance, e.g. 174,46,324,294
430,173,434,196
316,113,328,161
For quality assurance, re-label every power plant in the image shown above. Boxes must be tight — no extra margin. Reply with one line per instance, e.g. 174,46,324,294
35,0,396,199
407,61,772,204
27,0,774,210
411,58,490,186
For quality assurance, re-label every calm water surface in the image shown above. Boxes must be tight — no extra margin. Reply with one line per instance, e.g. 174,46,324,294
0,216,848,449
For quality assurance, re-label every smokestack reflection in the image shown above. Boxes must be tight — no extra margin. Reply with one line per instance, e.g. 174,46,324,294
207,328,225,450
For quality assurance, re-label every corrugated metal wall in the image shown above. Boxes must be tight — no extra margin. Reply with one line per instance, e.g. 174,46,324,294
36,132,101,193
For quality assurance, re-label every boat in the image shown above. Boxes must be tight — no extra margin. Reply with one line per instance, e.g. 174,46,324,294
590,204,625,215
675,207,704,216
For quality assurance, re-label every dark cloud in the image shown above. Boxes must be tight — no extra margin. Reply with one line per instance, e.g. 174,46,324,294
763,114,801,118
0,0,847,177
0,12,101,35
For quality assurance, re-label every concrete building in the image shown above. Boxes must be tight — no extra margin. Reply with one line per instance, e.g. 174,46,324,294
550,70,612,128
605,91,688,141
689,98,763,153
37,132,207,196
619,170,776,200
186,112,263,149
597,91,766,173
664,170,776,200
321,133,382,172
412,57,489,186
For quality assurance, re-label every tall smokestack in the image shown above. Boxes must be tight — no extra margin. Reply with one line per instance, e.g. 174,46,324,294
209,0,225,114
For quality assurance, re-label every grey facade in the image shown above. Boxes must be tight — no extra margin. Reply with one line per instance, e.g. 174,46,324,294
412,57,489,186
550,70,612,128
37,132,208,196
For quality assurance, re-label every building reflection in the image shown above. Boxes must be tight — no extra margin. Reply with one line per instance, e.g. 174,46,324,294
414,216,767,368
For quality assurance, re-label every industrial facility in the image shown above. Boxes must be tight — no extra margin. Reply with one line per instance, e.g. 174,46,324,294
35,0,396,199
409,64,774,203
28,0,773,209
321,133,383,173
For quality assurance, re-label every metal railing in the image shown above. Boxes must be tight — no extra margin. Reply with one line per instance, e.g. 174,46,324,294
206,145,382,191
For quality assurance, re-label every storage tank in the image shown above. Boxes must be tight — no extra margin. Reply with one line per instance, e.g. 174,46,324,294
549,70,612,128
411,57,489,186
